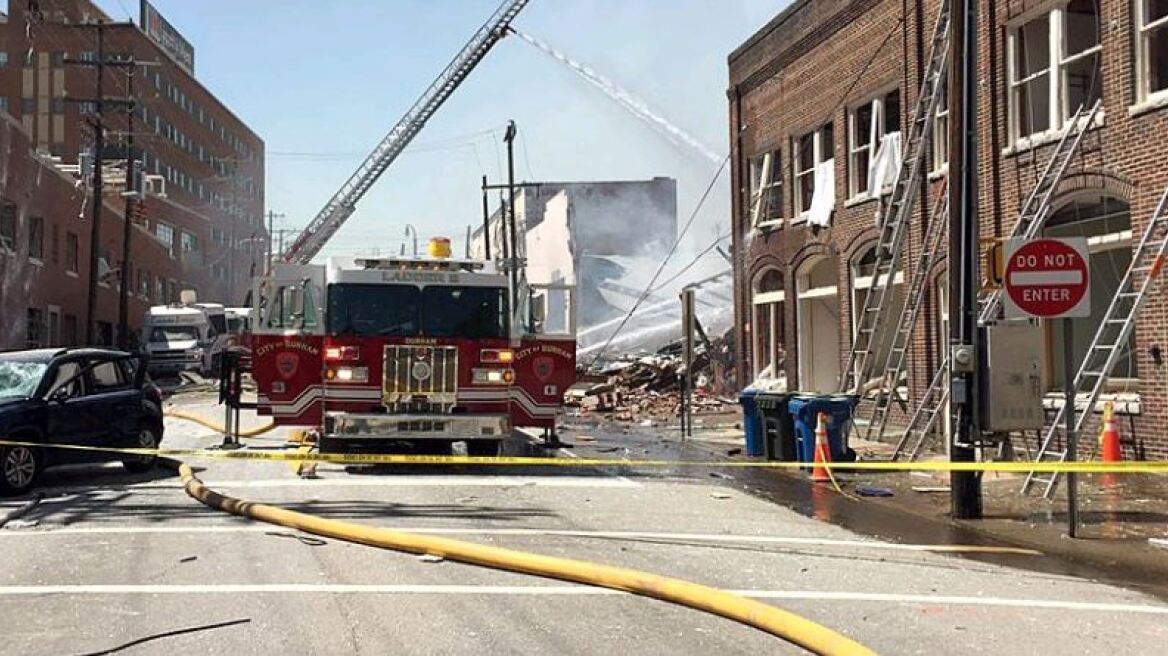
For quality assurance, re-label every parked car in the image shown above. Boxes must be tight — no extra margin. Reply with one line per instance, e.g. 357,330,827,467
0,348,165,495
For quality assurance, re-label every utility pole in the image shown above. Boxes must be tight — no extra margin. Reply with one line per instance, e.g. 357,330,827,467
947,0,983,519
504,120,519,304
480,175,491,259
117,61,139,351
265,210,285,272
66,21,135,345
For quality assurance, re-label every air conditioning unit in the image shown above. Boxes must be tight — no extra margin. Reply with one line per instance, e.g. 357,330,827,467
144,175,168,198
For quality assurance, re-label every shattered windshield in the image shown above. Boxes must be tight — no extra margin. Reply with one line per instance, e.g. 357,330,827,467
0,360,48,400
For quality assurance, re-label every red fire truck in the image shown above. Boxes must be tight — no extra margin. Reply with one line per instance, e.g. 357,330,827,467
248,251,576,455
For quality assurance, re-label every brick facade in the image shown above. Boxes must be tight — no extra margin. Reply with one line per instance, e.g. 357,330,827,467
0,0,265,351
729,0,1168,458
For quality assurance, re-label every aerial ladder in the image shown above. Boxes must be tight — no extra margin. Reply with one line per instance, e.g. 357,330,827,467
838,0,950,394
890,100,1103,461
280,0,530,265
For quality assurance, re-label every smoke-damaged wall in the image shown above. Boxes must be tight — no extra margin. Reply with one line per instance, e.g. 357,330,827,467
471,177,679,328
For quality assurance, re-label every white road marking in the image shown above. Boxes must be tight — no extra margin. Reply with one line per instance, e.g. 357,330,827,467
35,475,641,491
0,583,1163,614
0,525,1036,554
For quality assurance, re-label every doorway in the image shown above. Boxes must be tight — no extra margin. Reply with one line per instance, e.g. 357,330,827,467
795,255,840,392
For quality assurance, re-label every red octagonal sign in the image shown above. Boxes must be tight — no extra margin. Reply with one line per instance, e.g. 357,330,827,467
1003,237,1090,319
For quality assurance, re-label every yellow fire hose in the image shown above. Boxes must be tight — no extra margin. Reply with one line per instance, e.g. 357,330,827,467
170,458,874,655
163,409,277,438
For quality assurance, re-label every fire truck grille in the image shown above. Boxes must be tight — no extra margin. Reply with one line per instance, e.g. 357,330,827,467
382,345,458,407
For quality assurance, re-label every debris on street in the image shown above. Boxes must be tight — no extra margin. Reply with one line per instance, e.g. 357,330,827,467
570,329,738,424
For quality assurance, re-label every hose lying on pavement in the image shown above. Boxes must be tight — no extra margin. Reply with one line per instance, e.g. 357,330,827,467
169,458,874,655
163,409,276,438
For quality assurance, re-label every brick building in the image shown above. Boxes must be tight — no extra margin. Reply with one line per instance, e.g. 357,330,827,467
0,0,264,350
728,0,1168,457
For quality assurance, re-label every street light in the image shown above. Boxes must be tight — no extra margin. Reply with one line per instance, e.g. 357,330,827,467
404,224,418,256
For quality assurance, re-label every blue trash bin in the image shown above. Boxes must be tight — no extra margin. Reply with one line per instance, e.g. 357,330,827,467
787,394,858,463
739,389,764,457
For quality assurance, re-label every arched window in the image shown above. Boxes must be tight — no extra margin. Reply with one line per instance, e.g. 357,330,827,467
848,245,905,387
1044,194,1135,388
751,268,785,381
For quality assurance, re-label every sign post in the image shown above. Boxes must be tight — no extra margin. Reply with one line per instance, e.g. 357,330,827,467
1004,237,1090,537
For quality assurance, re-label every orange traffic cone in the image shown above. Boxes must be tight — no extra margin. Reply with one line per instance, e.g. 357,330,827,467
1100,401,1123,463
811,411,832,483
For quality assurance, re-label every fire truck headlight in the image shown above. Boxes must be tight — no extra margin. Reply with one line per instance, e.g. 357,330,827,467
328,366,369,383
480,349,514,364
325,346,360,361
473,368,514,385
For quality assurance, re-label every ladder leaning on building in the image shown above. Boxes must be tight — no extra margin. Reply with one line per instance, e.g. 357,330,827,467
838,0,952,395
1022,186,1168,498
889,100,1103,462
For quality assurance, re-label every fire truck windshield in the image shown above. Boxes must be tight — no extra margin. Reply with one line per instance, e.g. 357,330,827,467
328,284,420,336
422,286,509,339
327,283,508,339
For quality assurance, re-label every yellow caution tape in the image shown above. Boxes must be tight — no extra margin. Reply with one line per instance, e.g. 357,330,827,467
2,438,1168,473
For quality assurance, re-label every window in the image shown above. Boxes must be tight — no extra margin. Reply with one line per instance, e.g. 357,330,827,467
65,231,79,273
48,362,83,399
0,98,8,113
26,309,44,348
28,216,43,260
747,151,783,227
0,52,7,68
89,360,127,391
1137,0,1168,103
932,85,949,173
96,321,113,346
139,269,149,297
181,231,199,254
63,314,78,346
1008,2,1101,142
50,223,59,264
155,222,175,254
155,276,165,303
792,124,835,216
0,200,15,252
848,90,900,198
751,269,785,381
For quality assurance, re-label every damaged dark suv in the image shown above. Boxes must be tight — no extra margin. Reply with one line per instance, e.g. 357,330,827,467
0,348,165,495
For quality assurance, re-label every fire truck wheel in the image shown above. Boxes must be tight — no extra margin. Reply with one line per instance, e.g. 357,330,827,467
466,440,501,457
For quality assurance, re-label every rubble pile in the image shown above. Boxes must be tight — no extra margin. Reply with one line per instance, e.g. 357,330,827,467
569,329,738,422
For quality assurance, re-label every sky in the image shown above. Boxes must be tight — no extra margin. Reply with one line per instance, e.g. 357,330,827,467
93,0,787,261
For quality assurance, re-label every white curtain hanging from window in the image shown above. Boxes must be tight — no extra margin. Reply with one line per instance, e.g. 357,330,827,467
807,160,835,227
868,131,902,198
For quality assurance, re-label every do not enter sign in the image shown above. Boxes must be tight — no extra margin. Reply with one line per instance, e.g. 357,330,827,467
1003,237,1090,319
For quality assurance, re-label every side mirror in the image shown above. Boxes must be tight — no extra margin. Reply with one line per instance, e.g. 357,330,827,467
49,386,71,404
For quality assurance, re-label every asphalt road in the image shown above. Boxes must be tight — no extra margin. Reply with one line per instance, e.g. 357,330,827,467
2,392,1167,655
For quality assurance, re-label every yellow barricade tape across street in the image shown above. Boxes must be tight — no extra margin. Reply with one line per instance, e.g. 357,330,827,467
3,438,1168,473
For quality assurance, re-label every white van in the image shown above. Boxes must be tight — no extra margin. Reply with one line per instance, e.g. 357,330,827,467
194,302,232,372
142,305,212,376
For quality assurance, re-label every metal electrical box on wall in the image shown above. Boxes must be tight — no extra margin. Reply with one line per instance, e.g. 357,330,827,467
980,321,1045,432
